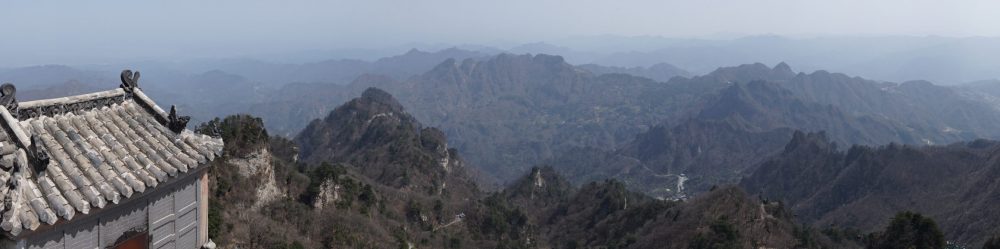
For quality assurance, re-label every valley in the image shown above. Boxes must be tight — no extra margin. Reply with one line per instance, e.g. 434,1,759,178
7,46,1000,248
7,2,1000,248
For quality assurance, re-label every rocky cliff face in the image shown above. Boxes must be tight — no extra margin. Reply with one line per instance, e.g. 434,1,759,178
310,180,339,210
205,91,486,248
225,147,284,209
295,87,477,198
205,90,859,248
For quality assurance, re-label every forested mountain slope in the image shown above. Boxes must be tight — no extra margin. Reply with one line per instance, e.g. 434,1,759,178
742,131,1000,246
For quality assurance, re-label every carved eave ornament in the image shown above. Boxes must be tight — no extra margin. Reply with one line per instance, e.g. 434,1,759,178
0,82,49,173
120,69,141,94
167,105,191,133
0,83,17,117
119,69,190,133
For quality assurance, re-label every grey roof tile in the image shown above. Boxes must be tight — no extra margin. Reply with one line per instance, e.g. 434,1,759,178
0,84,223,236
38,174,74,220
40,160,89,215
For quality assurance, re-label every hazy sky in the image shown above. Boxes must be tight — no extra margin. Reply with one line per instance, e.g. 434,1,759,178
1,0,998,66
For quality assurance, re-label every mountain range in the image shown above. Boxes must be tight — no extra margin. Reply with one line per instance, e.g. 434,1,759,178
335,55,1000,199
203,87,1000,248
11,49,1000,196
8,45,1000,247
743,131,1000,246
203,90,860,248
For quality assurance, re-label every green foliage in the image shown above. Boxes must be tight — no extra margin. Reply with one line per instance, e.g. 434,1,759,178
207,201,224,239
822,225,864,243
866,211,945,249
300,161,382,214
433,199,445,219
268,136,299,162
794,226,820,249
358,184,377,214
477,194,529,240
303,162,347,203
405,199,424,223
196,115,269,156
689,216,740,249
261,200,314,231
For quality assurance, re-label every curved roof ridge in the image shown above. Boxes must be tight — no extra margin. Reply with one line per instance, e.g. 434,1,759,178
0,69,224,238
18,88,126,110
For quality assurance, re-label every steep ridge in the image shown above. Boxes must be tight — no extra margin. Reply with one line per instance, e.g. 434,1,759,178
211,48,488,136
386,58,994,185
196,115,312,247
628,186,808,249
502,166,574,210
258,56,997,187
202,88,849,248
191,47,490,87
771,65,997,144
954,79,1000,119
742,131,1000,246
232,56,1000,196
295,87,478,196
490,167,839,248
685,79,918,146
662,62,997,145
206,89,488,248
355,54,787,182
551,79,930,198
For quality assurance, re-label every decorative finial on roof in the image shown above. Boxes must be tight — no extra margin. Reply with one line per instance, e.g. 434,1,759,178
167,105,190,133
29,135,48,172
0,83,17,115
120,69,141,92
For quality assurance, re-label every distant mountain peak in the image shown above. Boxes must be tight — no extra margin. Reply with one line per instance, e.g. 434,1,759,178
488,53,568,65
424,58,461,76
773,62,794,75
530,53,567,64
421,53,577,86
360,87,403,110
404,48,424,55
577,62,692,81
697,80,797,121
784,130,836,153
702,62,797,83
296,89,478,193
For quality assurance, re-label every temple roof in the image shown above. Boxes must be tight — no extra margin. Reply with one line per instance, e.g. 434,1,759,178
0,70,224,237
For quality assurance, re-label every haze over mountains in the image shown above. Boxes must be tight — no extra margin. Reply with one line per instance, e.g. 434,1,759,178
7,36,1000,247
9,42,1000,183
743,131,1000,246
9,0,1000,247
203,89,855,248
202,83,1000,248
9,35,1000,85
